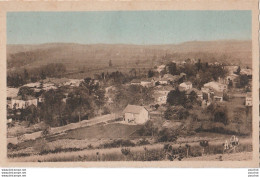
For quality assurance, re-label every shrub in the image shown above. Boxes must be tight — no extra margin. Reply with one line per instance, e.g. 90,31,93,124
41,127,51,136
137,139,150,146
143,149,165,161
164,106,189,120
87,144,94,149
121,148,131,156
33,139,50,153
157,128,178,142
7,143,17,150
100,139,135,149
138,120,158,136
39,147,82,155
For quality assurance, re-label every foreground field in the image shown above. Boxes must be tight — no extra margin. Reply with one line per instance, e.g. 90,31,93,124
8,137,252,162
185,152,252,161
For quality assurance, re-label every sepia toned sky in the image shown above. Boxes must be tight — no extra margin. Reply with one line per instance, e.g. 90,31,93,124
7,11,251,45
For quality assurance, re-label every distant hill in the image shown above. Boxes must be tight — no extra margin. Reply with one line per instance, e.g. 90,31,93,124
7,40,252,76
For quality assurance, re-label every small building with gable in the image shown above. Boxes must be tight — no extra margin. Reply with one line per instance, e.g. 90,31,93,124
123,104,150,124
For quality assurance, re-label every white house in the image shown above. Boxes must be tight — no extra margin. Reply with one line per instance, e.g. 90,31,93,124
213,92,224,102
225,65,239,75
153,93,168,105
226,73,239,84
140,79,152,87
156,65,166,73
240,68,252,76
123,105,149,124
64,79,84,87
179,81,193,91
130,79,141,85
245,92,252,106
204,81,227,92
162,74,179,83
155,77,169,85
11,96,38,109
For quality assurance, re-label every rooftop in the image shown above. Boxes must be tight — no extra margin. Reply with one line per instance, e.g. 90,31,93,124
123,104,147,114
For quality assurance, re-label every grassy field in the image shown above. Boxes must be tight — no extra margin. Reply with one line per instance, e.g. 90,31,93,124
51,123,142,140
8,137,252,162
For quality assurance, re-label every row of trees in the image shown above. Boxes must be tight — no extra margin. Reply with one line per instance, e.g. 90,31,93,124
10,78,106,127
111,85,154,112
7,63,66,87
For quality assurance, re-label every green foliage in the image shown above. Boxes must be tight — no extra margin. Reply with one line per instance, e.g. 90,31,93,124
157,128,178,142
138,120,158,136
113,85,154,111
237,74,249,88
18,86,35,98
121,148,131,156
166,62,177,75
137,139,150,146
100,139,136,149
167,89,187,106
164,106,189,120
7,63,66,87
148,70,154,78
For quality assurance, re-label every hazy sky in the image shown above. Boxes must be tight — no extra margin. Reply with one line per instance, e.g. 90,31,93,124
7,11,251,45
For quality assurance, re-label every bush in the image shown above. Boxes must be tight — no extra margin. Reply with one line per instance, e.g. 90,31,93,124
7,143,17,150
121,148,131,156
164,106,189,120
137,139,150,146
33,139,50,153
157,128,178,142
41,127,51,136
39,147,82,155
100,139,135,149
138,120,158,136
87,144,94,149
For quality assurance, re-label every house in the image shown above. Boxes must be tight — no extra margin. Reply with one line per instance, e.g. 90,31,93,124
11,96,38,109
158,78,169,85
213,92,224,102
7,87,19,99
201,87,214,101
225,65,239,75
179,81,192,91
156,65,166,73
204,81,227,92
151,77,168,85
226,73,239,83
153,86,173,104
245,92,252,106
7,87,19,108
179,73,187,80
153,92,168,105
140,78,152,87
123,105,150,124
24,82,41,88
154,85,173,94
64,79,84,87
240,68,252,77
130,79,141,85
162,74,179,83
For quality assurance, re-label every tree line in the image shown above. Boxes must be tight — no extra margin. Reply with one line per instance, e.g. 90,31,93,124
9,78,106,127
7,63,66,87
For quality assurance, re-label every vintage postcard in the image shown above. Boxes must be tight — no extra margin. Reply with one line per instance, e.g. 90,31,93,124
0,0,258,167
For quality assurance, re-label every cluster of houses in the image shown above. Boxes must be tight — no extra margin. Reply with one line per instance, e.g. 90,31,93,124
120,62,253,125
7,59,253,126
7,78,84,111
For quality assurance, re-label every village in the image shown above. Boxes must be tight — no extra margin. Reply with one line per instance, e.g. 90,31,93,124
6,57,253,161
